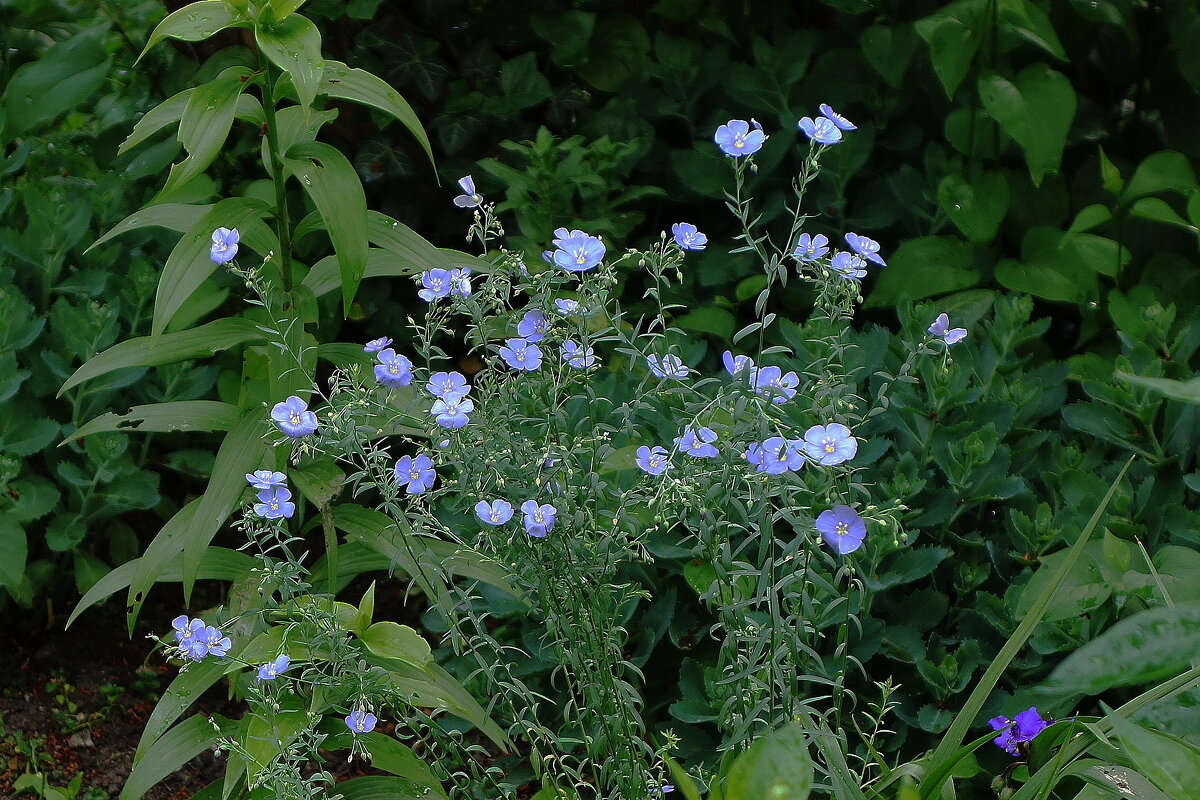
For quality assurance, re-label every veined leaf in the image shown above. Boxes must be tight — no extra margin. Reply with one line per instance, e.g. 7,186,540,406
64,401,241,444
139,0,249,63
320,60,432,167
120,715,231,800
87,203,212,253
256,14,323,110
135,658,227,765
119,88,192,156
59,319,268,396
155,67,253,201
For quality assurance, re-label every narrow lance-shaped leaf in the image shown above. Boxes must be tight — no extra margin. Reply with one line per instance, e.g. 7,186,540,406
64,401,241,444
256,14,323,111
283,142,368,315
139,0,249,63
87,203,212,253
320,60,433,167
120,715,231,800
119,89,192,156
155,66,252,201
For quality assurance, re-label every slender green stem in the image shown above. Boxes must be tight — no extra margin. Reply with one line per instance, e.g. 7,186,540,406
258,63,294,291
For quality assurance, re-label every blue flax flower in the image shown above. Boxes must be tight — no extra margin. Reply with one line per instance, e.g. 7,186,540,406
636,445,672,475
928,313,967,345
374,348,414,387
181,624,231,662
431,396,473,429
798,116,842,145
647,354,688,379
714,119,766,157
453,175,483,208
819,103,857,131
245,470,286,490
172,615,205,648
209,227,240,264
829,252,867,280
254,487,295,519
722,351,755,378
561,340,596,369
394,455,435,494
676,427,719,458
256,655,290,681
517,309,551,342
499,337,543,371
989,708,1048,756
816,505,867,555
744,437,805,475
271,396,318,437
844,232,886,266
671,223,708,251
418,268,452,301
555,298,582,315
551,227,606,273
449,267,472,296
363,337,393,353
427,371,470,401
522,501,557,538
793,233,830,262
475,499,514,526
801,423,857,466
749,366,799,403
345,710,378,734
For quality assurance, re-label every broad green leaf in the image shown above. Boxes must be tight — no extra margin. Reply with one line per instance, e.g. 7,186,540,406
334,776,438,800
664,756,703,800
303,249,417,297
978,64,1076,186
245,704,308,786
995,258,1088,302
360,621,433,667
258,105,336,178
374,657,512,749
283,142,368,314
65,401,241,444
87,203,212,253
0,516,28,592
152,197,275,336
1,29,110,138
1121,151,1198,203
266,0,310,22
119,89,192,156
256,14,323,110
1117,372,1200,404
140,0,249,62
937,171,1009,244
1041,602,1200,697
723,722,814,800
861,23,920,89
155,67,252,201
915,0,987,98
355,733,447,796
1067,204,1113,235
1099,145,1125,195
865,236,979,307
1106,710,1200,800
577,13,650,93
59,318,268,395
677,307,735,341
291,459,344,507
121,714,231,800
182,411,269,599
1130,197,1197,231
998,0,1067,60
320,60,432,166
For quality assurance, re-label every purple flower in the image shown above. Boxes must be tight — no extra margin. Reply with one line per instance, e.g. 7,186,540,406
254,486,296,519
829,251,867,280
793,233,830,262
801,423,857,466
635,445,672,476
453,175,483,208
748,366,799,404
551,227,606,273
426,371,470,401
650,786,675,795
671,223,708,251
555,298,582,315
517,310,551,342
676,427,719,458
499,337,543,371
418,268,452,301
722,351,755,378
815,505,867,555
714,119,767,157
394,454,436,494
648,354,688,379
475,499,514,526
430,396,473,429
172,615,205,648
271,396,318,437
561,340,596,369
449,267,472,296
819,103,857,131
844,232,886,267
989,708,1049,756
744,437,805,475
245,470,287,490
798,116,842,145
256,655,290,681
209,227,240,264
182,624,231,661
928,313,967,345
345,710,378,734
363,337,393,353
374,348,414,388
521,500,557,538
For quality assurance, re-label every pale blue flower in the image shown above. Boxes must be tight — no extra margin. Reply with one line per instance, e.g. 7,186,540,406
819,103,857,131
829,251,867,280
256,655,290,681
647,354,688,379
209,227,239,264
676,427,718,458
254,486,295,519
499,337,543,371
815,505,866,554
722,351,755,378
475,499,514,526
744,437,805,475
431,396,473,429
394,455,436,494
792,233,829,262
801,423,857,466
271,396,318,437
798,116,842,145
345,710,377,733
449,267,472,296
363,336,393,353
714,119,766,157
635,445,672,475
551,227,606,272
929,313,967,345
418,269,452,301
183,624,231,661
749,366,799,403
374,348,414,387
555,298,582,315
561,340,596,369
522,500,556,538
426,371,470,400
245,470,287,490
671,223,707,251
517,309,551,342
453,175,483,208
844,232,886,266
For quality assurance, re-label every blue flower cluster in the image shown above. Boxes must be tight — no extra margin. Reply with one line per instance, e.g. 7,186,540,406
171,615,232,662
475,498,557,538
989,707,1049,756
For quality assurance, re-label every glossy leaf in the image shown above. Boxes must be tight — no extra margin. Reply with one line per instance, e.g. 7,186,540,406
119,89,191,156
140,1,249,62
135,658,227,764
360,621,433,667
1106,710,1200,800
1121,151,1198,203
155,67,252,201
320,60,432,166
1,29,110,137
256,14,323,110
937,171,1009,244
915,0,987,98
866,236,979,307
978,64,1076,186
723,721,814,800
87,203,212,253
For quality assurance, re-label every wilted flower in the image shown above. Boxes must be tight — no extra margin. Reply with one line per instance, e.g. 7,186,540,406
499,337,543,371
363,337,393,353
245,470,287,490
418,268,452,302
374,348,414,387
475,499,514,526
647,354,688,379
844,232,886,266
815,505,867,554
798,116,842,145
394,455,435,494
635,445,672,476
551,227,606,272
345,710,378,734
256,655,290,681
801,423,857,466
517,310,551,342
209,227,240,264
522,501,557,538
671,223,708,251
254,486,295,519
714,119,766,157
555,298,582,315
271,396,318,437
449,267,472,296
928,313,967,345
676,427,719,458
561,340,596,369
819,103,857,131
989,708,1049,756
793,233,830,262
453,175,483,208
